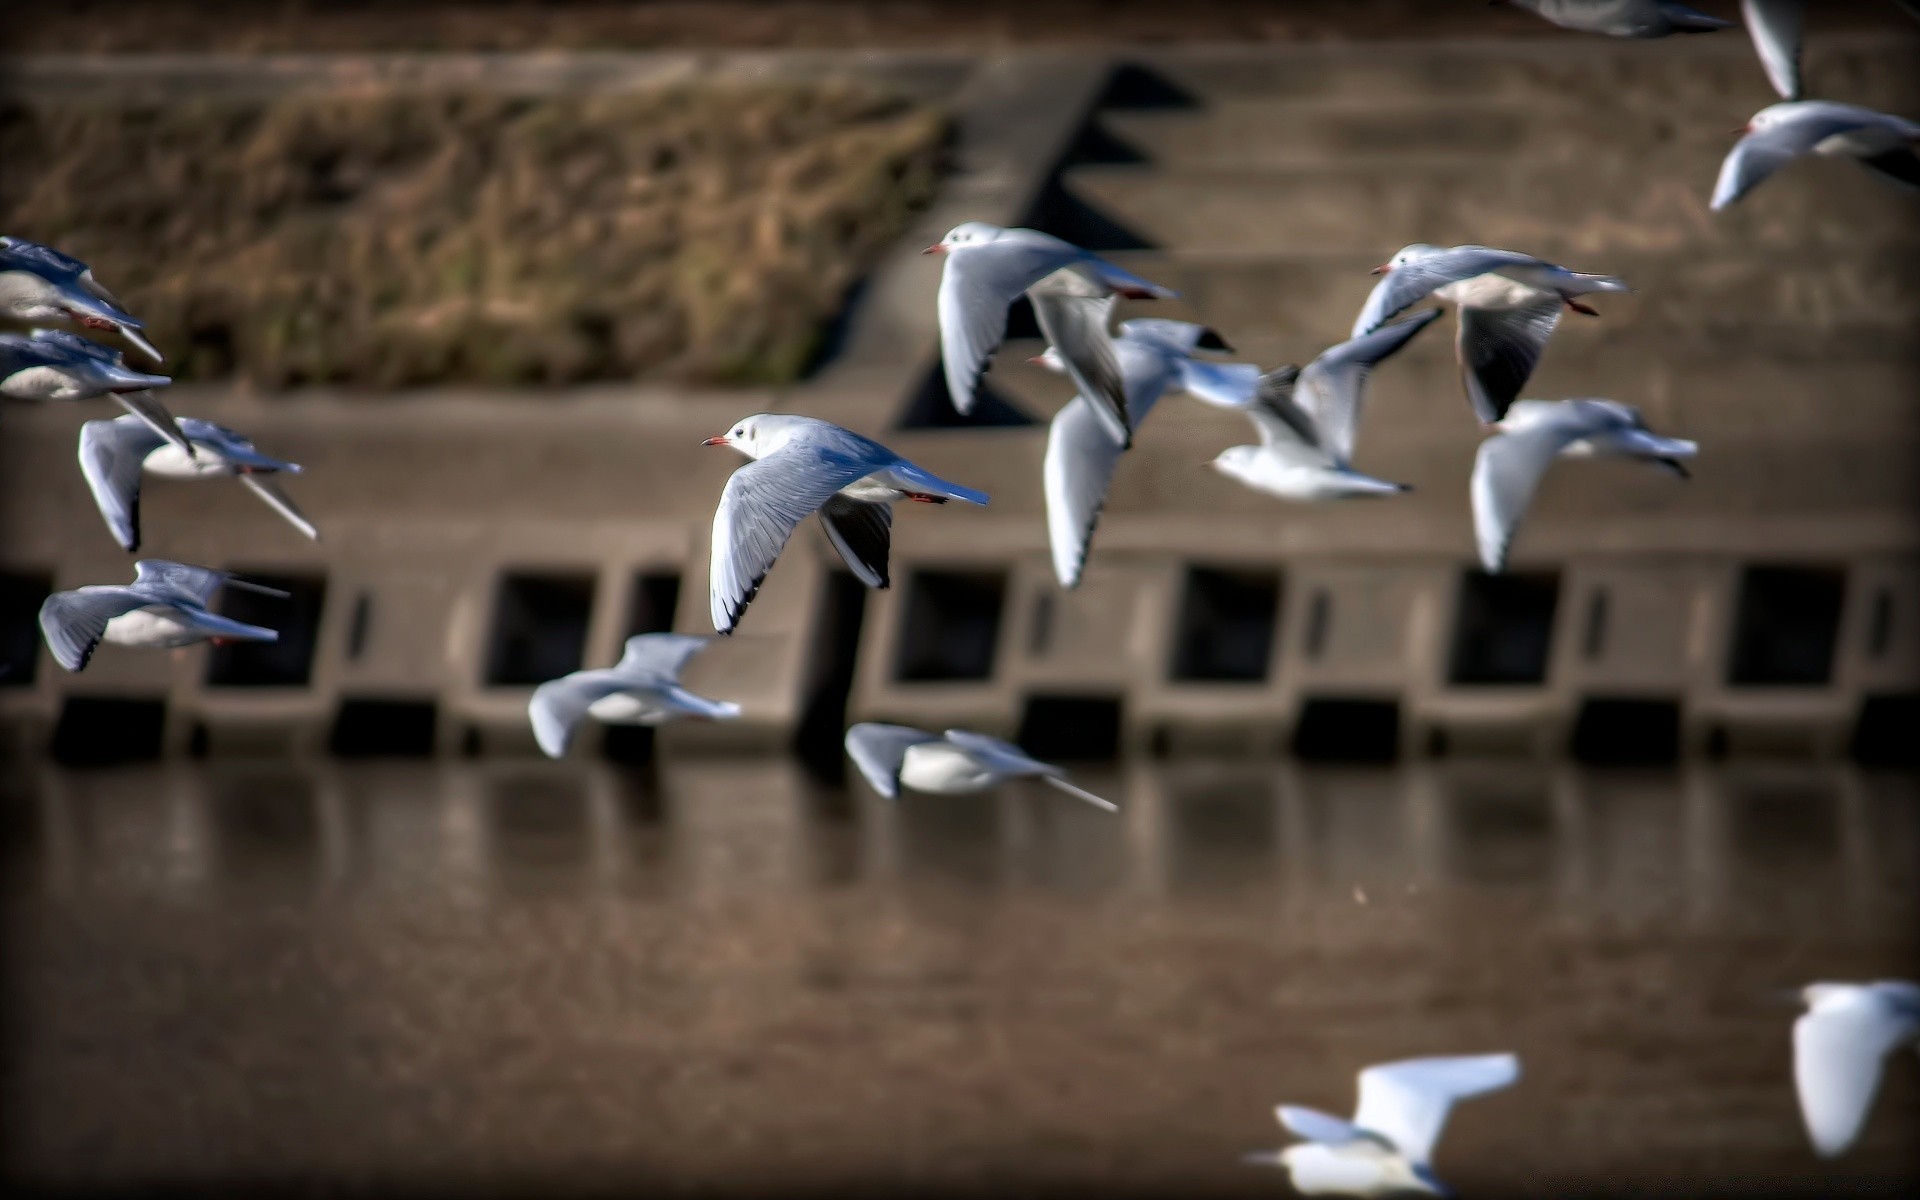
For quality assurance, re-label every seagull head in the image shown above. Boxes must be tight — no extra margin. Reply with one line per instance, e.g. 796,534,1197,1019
1206,445,1260,479
1372,243,1438,275
924,221,1003,255
703,413,800,460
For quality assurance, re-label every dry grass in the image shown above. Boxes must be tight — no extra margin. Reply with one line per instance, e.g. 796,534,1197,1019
0,85,946,388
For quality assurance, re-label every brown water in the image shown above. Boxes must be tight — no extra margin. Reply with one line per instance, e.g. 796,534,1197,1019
1,759,1915,1198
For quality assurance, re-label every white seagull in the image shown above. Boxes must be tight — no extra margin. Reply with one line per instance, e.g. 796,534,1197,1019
78,414,317,553
1741,1,1920,101
1199,310,1442,502
1242,1053,1521,1197
1712,101,1920,211
1498,0,1732,37
38,560,284,673
1,329,192,458
528,633,742,758
1037,318,1252,588
925,221,1175,422
1351,244,1629,426
1791,980,1920,1159
844,722,1118,812
703,414,989,634
0,235,163,363
1471,398,1697,574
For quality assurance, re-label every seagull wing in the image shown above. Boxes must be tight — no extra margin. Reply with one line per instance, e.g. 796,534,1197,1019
1741,0,1804,99
844,722,943,800
1303,308,1444,463
939,237,1074,414
615,632,712,681
1793,998,1920,1157
1350,247,1531,336
1471,408,1596,573
37,586,151,672
77,417,166,552
938,728,1118,810
710,446,873,634
132,559,233,605
1030,269,1130,446
817,494,895,589
528,672,630,759
1277,1105,1380,1148
238,473,321,541
1456,295,1562,426
109,389,194,461
1711,108,1875,209
1353,1054,1521,1166
1043,395,1128,590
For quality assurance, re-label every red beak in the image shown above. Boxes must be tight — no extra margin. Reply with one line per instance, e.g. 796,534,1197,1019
922,244,946,255
1369,264,1390,275
1026,355,1046,366
702,436,728,447
1734,123,1751,134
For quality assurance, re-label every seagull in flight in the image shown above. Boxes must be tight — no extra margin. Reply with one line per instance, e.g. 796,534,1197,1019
1,329,192,458
38,560,284,672
1497,0,1732,37
78,414,317,552
1712,101,1920,210
0,235,163,363
844,723,1118,812
1791,980,1920,1158
528,633,741,758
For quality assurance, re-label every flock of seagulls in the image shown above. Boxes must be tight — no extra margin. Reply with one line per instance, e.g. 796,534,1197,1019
2,3,1915,1192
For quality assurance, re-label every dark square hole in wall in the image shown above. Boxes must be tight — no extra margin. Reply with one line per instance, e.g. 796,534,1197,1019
328,697,437,758
894,569,1006,682
794,570,869,780
0,569,51,688
1727,565,1846,687
205,572,327,687
1851,693,1920,767
1017,694,1122,761
1448,570,1560,686
50,696,166,766
1571,697,1681,766
627,571,682,636
485,572,595,686
1293,697,1401,764
601,725,657,765
1170,566,1282,683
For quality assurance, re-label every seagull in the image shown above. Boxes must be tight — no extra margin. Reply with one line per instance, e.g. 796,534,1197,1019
1471,398,1697,573
1497,0,1733,37
1712,101,1920,210
1791,980,1920,1159
0,236,162,364
1036,318,1250,588
1242,1054,1521,1197
1351,244,1630,425
843,722,1118,812
78,414,317,553
1741,1,1920,101
38,560,284,673
528,633,741,758
925,221,1175,421
1,329,193,458
703,414,989,634
1199,311,1442,502
1026,265,1134,448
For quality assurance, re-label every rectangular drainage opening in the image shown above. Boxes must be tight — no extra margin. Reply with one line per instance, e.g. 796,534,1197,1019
1017,694,1122,762
328,697,438,757
205,571,327,687
1570,696,1681,766
0,569,52,687
1170,566,1281,683
894,569,1006,682
1851,693,1920,767
1727,565,1846,687
1448,570,1560,686
627,570,682,636
51,696,166,766
485,571,596,686
1292,697,1401,764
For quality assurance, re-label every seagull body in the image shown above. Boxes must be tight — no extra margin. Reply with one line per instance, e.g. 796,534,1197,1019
703,414,988,633
844,722,1118,811
78,414,317,552
0,236,162,363
1471,398,1696,573
1,329,191,457
926,221,1175,423
528,633,741,758
1712,101,1920,210
1351,244,1628,425
1037,318,1247,588
1502,0,1733,36
1792,980,1920,1158
1243,1054,1521,1197
38,560,284,672
1199,310,1441,503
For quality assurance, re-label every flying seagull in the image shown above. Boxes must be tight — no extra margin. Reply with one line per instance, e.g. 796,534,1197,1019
1,329,192,458
1791,980,1920,1158
528,633,741,758
926,221,1174,422
1242,1053,1521,1197
78,414,317,553
1498,0,1732,37
844,723,1118,812
1026,265,1134,447
1351,244,1629,426
703,414,988,634
1712,101,1920,210
0,235,163,364
1471,398,1697,573
38,560,284,673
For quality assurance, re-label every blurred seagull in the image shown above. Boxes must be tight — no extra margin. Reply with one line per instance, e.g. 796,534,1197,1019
1497,0,1732,37
1712,101,1920,210
1026,265,1135,447
528,633,741,758
1036,318,1247,588
38,560,284,673
1471,399,1696,573
1,330,192,458
703,414,988,634
1741,1,1920,101
0,236,162,364
1352,244,1629,425
1198,311,1442,502
1791,980,1920,1159
79,414,317,553
1242,1053,1521,1197
844,723,1118,812
925,221,1175,421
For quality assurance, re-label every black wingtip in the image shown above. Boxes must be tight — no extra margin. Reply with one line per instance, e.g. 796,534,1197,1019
1195,328,1233,352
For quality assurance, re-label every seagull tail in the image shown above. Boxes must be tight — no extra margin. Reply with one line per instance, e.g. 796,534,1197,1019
890,463,989,507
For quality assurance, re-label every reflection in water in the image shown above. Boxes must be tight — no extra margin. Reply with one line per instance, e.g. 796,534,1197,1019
0,759,1915,1196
